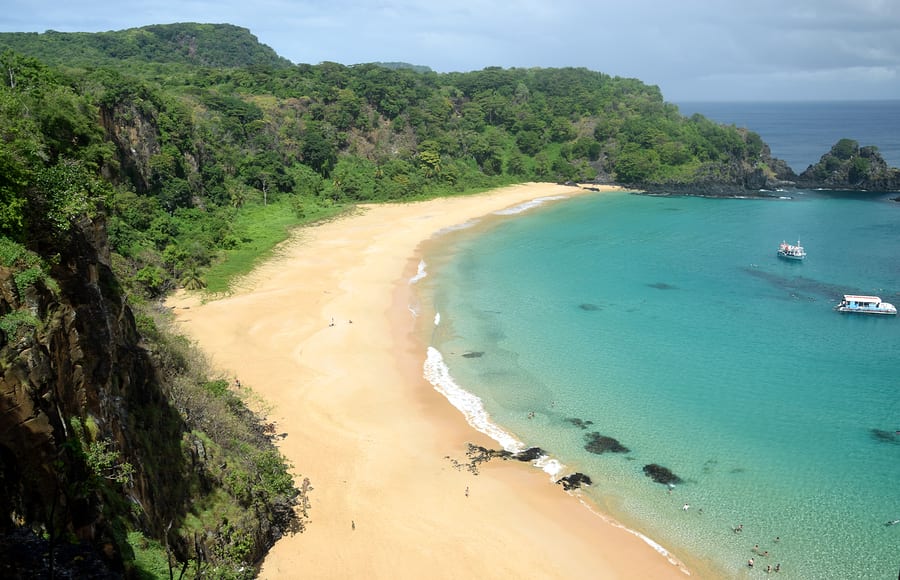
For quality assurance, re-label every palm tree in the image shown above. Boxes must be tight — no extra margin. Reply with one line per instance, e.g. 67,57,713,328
180,268,206,291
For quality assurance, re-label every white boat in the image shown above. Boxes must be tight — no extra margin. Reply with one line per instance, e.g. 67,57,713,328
777,240,806,260
835,295,897,316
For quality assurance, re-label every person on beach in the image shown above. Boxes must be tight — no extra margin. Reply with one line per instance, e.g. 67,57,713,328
465,486,469,497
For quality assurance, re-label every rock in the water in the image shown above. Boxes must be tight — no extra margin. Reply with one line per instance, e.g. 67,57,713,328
513,447,546,462
557,472,593,491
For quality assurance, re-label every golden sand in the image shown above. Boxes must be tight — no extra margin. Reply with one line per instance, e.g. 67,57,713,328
167,183,693,579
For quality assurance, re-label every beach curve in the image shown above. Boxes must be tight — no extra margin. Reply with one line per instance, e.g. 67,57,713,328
166,183,698,579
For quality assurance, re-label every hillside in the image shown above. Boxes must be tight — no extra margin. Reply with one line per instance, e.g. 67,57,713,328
0,23,292,69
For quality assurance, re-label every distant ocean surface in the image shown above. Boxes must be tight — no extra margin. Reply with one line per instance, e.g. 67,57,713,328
677,101,900,173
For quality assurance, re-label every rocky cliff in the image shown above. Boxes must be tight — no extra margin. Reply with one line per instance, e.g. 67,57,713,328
634,139,800,197
797,139,900,191
0,216,190,575
0,213,302,577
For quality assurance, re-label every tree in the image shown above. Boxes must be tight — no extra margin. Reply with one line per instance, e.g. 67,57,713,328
831,138,859,160
300,123,336,175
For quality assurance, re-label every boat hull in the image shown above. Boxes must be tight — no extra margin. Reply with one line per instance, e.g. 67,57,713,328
836,307,897,315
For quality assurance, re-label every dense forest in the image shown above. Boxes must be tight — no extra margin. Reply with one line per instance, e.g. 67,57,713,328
0,22,888,579
0,22,805,299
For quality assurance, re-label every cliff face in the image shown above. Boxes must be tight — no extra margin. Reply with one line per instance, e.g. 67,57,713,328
99,102,161,195
636,140,799,196
0,216,188,572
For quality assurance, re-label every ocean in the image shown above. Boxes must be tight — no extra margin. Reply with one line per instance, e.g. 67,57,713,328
413,103,900,580
677,101,900,174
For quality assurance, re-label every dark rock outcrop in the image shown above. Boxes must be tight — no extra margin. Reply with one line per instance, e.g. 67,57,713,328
797,139,900,191
557,472,593,491
513,447,546,462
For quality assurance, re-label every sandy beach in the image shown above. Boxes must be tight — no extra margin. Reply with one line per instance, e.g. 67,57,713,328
167,183,696,579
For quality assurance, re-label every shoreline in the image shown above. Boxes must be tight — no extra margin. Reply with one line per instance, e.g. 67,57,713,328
167,183,702,579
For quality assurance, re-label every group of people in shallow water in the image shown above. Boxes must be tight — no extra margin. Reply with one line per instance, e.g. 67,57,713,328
735,527,781,573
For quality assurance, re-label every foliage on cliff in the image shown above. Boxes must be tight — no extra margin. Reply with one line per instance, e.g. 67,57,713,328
1,226,306,578
0,47,304,578
797,138,900,191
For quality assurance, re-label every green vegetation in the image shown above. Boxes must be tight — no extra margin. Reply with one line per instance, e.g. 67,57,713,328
0,23,805,577
1,25,782,296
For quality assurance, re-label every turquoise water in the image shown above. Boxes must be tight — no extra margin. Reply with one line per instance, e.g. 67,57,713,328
418,191,900,579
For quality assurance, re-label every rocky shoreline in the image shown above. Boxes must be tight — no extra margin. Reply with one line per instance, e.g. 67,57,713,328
617,138,900,198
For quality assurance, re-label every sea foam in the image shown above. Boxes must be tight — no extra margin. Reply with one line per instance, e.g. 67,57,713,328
423,346,525,453
409,259,427,284
493,195,568,216
434,218,479,237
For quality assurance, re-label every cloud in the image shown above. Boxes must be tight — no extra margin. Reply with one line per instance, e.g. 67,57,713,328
1,0,899,100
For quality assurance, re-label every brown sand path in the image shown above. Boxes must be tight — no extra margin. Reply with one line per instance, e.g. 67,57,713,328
167,183,694,579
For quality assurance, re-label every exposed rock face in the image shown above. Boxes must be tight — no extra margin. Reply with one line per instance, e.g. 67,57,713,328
0,217,188,571
98,98,202,205
99,101,161,194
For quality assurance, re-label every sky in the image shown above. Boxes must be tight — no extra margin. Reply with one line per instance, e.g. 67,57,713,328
2,0,900,102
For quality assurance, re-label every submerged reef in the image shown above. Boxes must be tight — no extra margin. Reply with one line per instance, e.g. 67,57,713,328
584,432,630,454
642,463,682,485
566,417,594,430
